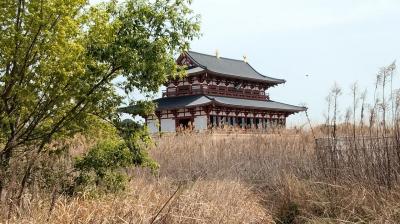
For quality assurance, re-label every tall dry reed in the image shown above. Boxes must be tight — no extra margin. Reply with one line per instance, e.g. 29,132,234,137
3,132,400,223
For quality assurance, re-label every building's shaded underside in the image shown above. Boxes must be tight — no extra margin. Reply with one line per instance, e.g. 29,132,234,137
153,94,305,113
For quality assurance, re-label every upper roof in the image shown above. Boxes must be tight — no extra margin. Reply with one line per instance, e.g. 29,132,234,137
184,51,285,84
148,94,306,113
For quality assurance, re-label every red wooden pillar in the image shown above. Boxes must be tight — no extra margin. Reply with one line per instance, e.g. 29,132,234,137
203,105,212,128
188,108,195,121
233,110,239,126
252,110,257,129
189,108,196,130
284,113,288,127
244,111,248,129
261,112,266,129
155,111,162,132
269,113,273,128
226,109,231,126
216,109,221,127
171,109,178,130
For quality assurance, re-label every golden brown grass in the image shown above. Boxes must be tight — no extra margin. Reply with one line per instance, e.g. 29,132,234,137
3,131,400,223
9,178,270,224
145,132,316,182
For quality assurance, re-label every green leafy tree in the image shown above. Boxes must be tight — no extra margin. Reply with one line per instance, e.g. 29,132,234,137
74,139,137,194
0,0,200,199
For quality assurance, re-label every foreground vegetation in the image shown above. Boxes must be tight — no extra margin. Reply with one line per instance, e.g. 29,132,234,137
1,131,400,223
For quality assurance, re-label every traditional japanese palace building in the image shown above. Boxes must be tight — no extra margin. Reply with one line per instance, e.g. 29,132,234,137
140,51,305,133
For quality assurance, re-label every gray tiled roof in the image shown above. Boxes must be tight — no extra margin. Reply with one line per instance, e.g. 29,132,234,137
154,95,212,110
186,51,285,84
186,67,205,75
152,95,305,113
209,96,306,112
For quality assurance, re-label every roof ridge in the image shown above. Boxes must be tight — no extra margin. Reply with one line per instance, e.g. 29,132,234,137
154,94,205,101
188,50,248,63
206,94,268,102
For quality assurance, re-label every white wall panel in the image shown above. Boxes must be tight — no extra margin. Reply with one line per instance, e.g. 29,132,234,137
194,115,207,130
147,120,159,134
161,119,175,132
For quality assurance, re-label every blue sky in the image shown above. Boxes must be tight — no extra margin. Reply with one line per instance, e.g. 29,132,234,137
187,0,400,126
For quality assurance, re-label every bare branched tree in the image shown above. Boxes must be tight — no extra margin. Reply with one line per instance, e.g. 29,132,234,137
350,82,359,138
325,93,333,136
360,89,367,133
331,83,342,139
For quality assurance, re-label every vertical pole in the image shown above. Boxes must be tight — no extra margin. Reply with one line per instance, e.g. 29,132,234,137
172,109,178,131
244,112,248,129
261,113,265,130
189,108,196,130
269,114,273,129
156,111,162,133
234,110,239,128
253,111,257,129
216,110,220,127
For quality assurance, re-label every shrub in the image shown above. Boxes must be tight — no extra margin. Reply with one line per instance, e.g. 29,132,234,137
74,140,134,193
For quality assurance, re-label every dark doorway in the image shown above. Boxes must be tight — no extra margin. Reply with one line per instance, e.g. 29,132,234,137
209,115,215,126
237,117,243,127
177,118,192,129
246,118,251,127
229,117,234,126
255,118,260,128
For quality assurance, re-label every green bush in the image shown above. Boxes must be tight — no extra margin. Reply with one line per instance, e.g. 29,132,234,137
74,140,134,193
70,118,159,194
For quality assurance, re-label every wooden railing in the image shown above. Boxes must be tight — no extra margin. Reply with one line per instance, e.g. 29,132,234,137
163,85,269,100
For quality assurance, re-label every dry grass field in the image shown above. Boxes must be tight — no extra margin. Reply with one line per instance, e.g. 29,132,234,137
3,130,400,223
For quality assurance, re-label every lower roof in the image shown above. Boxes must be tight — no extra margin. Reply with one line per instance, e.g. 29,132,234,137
153,95,306,113
154,95,211,109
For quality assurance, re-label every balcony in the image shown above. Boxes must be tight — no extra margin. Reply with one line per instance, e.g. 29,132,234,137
162,85,270,100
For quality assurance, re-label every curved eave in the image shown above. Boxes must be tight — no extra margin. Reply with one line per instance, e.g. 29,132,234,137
154,101,211,111
206,95,307,114
153,95,213,111
246,63,286,84
185,67,205,76
212,101,306,114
